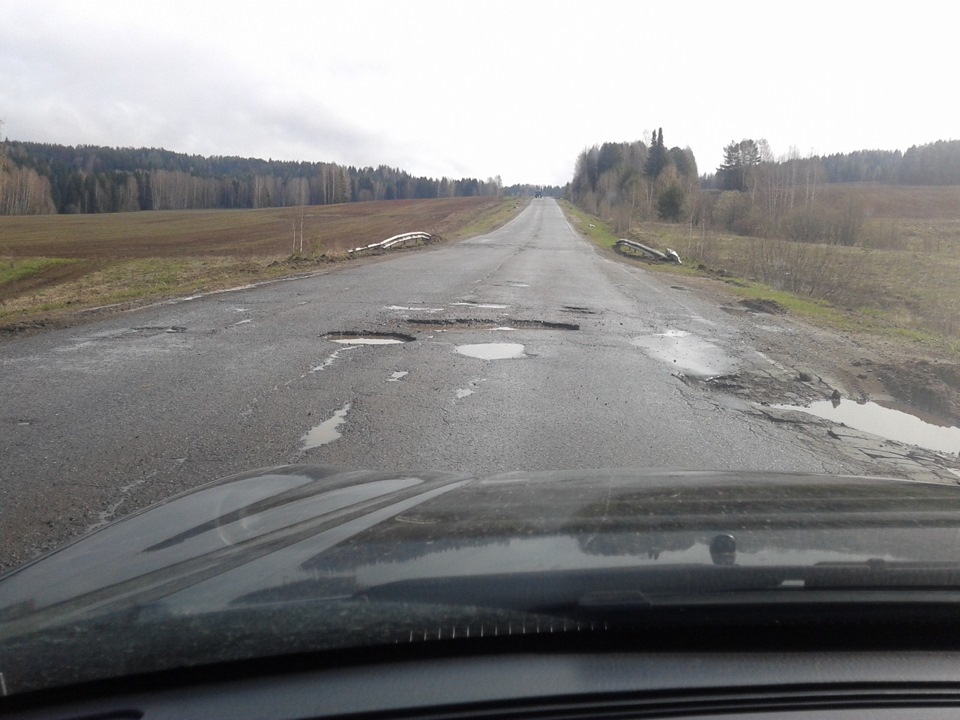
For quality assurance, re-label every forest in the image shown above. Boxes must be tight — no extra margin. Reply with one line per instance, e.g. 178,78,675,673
568,136,960,245
0,141,511,215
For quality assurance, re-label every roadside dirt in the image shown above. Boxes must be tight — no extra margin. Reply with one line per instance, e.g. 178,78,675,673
652,270,960,482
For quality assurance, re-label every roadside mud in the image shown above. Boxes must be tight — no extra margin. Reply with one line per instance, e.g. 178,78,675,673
662,273,960,482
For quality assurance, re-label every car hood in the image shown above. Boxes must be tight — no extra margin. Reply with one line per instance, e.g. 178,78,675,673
3,465,960,625
5,466,960,696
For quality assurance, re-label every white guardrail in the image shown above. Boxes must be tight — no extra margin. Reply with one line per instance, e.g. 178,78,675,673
348,232,432,255
615,239,682,264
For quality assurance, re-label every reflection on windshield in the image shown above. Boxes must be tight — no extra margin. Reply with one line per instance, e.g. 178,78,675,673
350,534,914,589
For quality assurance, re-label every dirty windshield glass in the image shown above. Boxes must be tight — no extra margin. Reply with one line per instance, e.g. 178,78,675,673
1,0,958,699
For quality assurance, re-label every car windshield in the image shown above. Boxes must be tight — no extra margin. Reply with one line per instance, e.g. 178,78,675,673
1,0,959,702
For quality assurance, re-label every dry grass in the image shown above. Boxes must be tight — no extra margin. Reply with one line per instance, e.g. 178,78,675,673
0,197,520,328
605,184,960,344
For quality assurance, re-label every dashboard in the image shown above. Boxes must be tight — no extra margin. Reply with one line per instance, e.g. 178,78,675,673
6,651,960,719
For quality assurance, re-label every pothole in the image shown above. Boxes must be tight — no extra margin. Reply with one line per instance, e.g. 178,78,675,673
133,325,187,333
739,298,786,314
773,399,960,456
451,301,509,309
456,343,527,360
82,326,188,341
323,331,416,345
407,318,578,331
384,305,444,313
561,305,597,315
630,330,734,377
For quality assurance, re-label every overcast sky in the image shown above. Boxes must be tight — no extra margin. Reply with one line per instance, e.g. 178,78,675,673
2,1,956,187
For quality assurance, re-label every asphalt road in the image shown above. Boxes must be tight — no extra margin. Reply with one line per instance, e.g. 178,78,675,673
1,198,864,570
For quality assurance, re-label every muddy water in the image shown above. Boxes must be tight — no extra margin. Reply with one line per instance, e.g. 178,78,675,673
774,399,960,456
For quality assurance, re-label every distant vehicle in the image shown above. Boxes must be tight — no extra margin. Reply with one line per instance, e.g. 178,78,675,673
534,191,542,198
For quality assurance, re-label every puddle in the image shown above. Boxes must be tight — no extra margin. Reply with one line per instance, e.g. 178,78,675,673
305,346,357,376
385,305,444,313
773,400,960,456
630,329,733,377
387,371,409,382
324,331,415,345
507,282,530,288
456,343,526,360
302,404,351,450
130,325,186,334
452,302,509,309
332,337,404,345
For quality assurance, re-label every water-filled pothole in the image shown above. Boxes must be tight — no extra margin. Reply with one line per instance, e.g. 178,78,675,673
630,329,734,377
407,318,578,331
773,399,960,456
456,343,526,360
452,301,509,309
323,331,415,345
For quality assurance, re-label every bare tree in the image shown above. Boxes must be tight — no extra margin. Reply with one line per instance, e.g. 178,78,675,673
292,203,306,254
0,118,6,213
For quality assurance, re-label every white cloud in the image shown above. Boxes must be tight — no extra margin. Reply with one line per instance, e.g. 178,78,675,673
1,0,955,185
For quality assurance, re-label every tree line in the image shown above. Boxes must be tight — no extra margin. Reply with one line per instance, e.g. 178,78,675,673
702,138,960,245
0,140,505,215
704,139,960,187
569,135,960,248
567,129,700,232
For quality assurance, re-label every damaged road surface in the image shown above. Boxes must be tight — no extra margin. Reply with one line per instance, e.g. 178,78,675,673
1,198,958,573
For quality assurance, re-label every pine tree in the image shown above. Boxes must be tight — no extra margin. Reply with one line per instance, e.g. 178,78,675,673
645,127,666,179
717,139,761,191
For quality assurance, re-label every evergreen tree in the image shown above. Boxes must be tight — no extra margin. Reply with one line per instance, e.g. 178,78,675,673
645,128,666,179
657,183,684,221
717,139,761,191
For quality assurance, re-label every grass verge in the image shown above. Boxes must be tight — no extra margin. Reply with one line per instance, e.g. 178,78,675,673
560,204,960,352
0,257,76,285
559,201,620,248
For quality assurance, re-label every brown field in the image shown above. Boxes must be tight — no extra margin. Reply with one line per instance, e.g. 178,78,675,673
0,197,506,259
0,196,518,329
818,184,960,221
